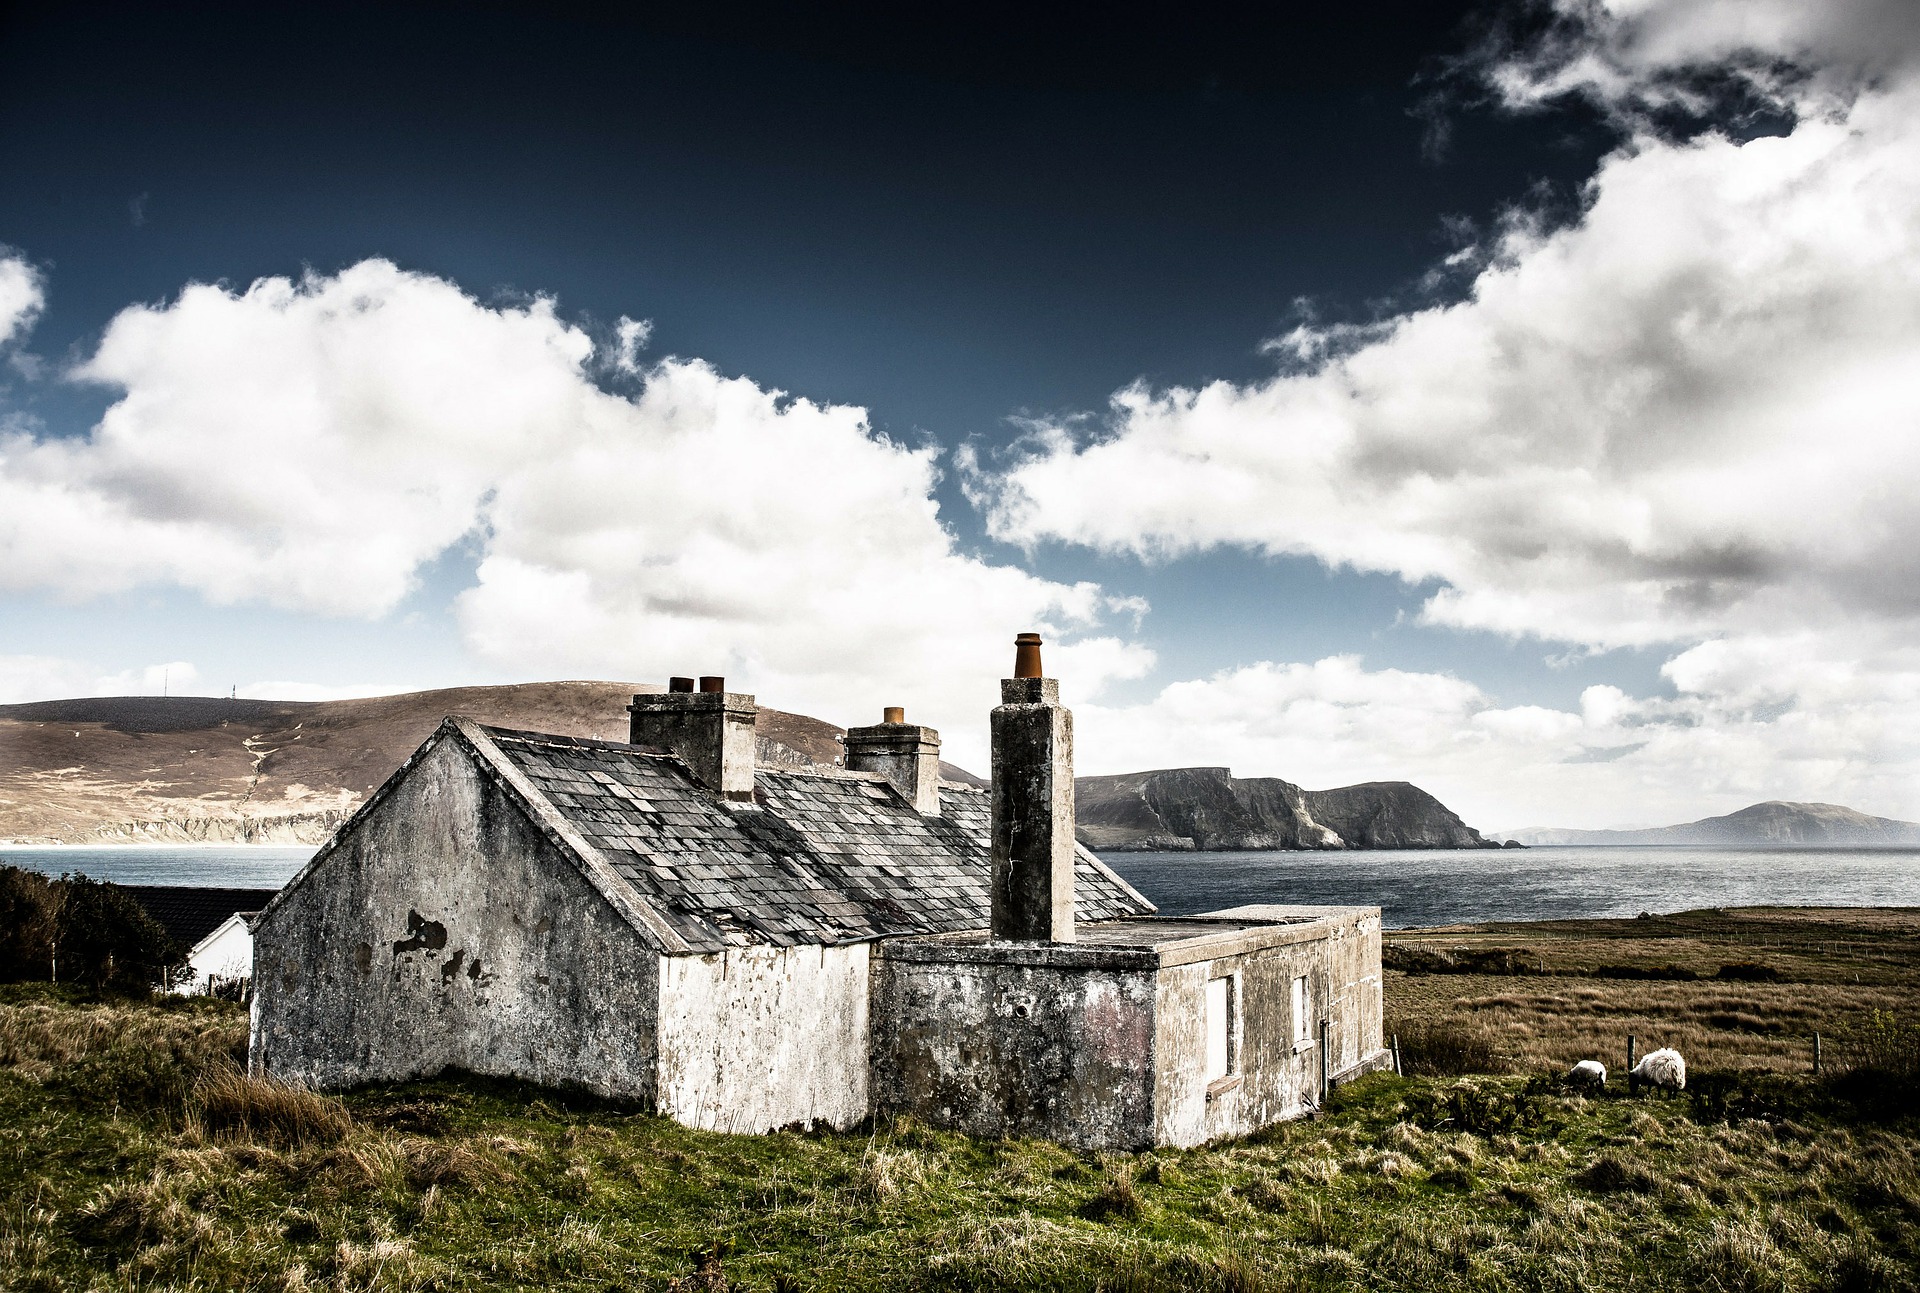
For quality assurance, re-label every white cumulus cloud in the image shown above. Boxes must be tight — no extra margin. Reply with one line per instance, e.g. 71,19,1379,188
0,259,1146,767
973,0,1920,825
0,254,43,350
984,83,1920,648
1489,0,1920,118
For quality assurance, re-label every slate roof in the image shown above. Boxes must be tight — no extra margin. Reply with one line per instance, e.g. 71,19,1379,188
124,886,277,950
463,721,1154,955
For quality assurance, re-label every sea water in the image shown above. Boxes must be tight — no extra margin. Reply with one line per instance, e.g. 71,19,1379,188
1102,846,1920,927
3,843,1917,929
0,845,315,889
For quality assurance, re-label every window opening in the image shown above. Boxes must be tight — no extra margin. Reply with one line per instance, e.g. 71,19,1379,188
1205,974,1237,1081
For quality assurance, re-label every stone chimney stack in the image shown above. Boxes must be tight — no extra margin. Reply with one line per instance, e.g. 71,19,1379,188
991,632,1075,943
844,707,943,815
628,675,758,801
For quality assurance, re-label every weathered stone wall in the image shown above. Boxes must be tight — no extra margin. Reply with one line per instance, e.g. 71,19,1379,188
874,911,1386,1151
871,942,1158,1151
1151,910,1385,1147
655,942,871,1133
250,735,662,1098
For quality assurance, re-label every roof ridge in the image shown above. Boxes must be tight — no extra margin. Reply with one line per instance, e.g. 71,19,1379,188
479,723,666,757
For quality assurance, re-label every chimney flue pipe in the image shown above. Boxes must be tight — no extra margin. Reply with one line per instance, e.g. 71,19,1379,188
990,632,1075,942
1013,632,1043,680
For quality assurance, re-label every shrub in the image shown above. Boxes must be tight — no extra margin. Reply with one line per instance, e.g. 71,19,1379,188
1716,962,1782,982
1593,964,1700,981
1383,945,1539,976
1389,1018,1505,1076
0,868,183,992
0,867,58,981
52,874,182,992
1402,1080,1551,1135
1686,1071,1821,1124
1831,1011,1919,1079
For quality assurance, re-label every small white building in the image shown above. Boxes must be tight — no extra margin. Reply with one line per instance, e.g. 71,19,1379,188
126,885,274,996
186,911,257,994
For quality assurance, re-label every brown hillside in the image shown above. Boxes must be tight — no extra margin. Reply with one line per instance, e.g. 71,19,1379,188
0,682,978,844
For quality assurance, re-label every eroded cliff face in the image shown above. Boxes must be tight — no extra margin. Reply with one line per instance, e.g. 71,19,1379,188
1075,767,1492,852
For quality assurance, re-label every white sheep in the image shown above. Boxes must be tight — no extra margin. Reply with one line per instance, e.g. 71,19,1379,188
1565,1059,1607,1090
1630,1047,1686,1092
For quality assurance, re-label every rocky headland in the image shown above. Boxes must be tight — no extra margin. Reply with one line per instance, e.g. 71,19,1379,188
1074,766,1495,851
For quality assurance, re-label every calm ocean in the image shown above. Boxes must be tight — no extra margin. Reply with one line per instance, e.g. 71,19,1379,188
4,844,1917,929
1105,846,1920,927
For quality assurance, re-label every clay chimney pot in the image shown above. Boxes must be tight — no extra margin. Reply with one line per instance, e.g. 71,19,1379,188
1013,632,1044,680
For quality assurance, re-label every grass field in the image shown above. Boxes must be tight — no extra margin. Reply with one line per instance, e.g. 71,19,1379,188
1385,906,1920,1077
1,907,1916,1292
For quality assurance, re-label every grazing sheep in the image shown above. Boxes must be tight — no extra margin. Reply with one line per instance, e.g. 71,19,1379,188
1565,1059,1608,1090
1630,1047,1686,1092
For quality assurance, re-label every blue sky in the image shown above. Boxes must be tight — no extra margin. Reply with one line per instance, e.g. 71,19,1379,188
4,1,1919,831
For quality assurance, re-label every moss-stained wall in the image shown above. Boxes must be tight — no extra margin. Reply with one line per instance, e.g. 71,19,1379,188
874,912,1386,1151
872,942,1159,1151
249,734,662,1098
656,943,870,1133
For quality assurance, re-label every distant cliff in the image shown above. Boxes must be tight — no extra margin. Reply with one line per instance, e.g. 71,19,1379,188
1504,801,1920,847
1075,767,1495,851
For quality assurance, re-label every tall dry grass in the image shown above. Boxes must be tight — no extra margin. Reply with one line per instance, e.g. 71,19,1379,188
186,1062,354,1147
1386,1018,1506,1077
0,987,246,1107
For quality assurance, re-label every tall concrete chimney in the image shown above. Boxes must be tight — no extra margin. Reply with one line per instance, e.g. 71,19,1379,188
844,707,942,815
628,678,758,801
991,632,1075,943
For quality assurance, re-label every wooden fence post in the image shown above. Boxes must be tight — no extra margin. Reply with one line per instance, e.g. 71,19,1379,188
1392,1033,1403,1077
1814,1032,1822,1076
1320,1020,1332,1102
1627,1034,1638,1094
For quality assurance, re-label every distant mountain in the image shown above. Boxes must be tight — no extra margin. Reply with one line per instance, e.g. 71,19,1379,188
0,683,981,845
1502,801,1920,847
1074,766,1495,852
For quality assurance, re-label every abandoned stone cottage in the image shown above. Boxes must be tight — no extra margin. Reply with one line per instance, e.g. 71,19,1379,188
250,637,1386,1149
